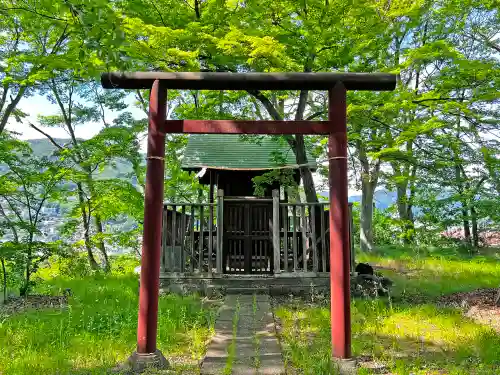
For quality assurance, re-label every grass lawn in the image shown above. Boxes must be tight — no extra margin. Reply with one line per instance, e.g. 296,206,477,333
0,269,217,375
274,247,500,375
2,248,500,374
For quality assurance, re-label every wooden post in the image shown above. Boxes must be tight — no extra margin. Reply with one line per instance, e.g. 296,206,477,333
292,205,298,271
216,189,224,274
208,203,213,277
311,205,318,272
161,208,167,273
181,205,186,272
349,203,355,271
301,205,307,271
282,205,288,272
272,189,280,274
190,206,195,273
328,83,352,360
320,204,326,272
134,79,168,367
209,169,214,203
171,206,177,271
198,206,204,273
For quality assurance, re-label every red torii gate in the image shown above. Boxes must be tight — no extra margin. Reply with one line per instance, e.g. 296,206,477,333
101,72,396,372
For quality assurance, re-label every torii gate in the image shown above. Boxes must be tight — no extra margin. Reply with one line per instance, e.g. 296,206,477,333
101,72,396,372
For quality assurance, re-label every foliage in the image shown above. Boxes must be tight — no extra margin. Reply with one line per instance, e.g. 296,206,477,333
275,246,500,374
0,135,70,295
0,0,498,298
0,269,216,374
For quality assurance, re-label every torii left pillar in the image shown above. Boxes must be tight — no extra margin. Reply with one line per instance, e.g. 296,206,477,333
128,79,169,371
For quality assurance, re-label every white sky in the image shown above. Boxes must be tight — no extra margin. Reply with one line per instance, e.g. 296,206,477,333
7,93,143,141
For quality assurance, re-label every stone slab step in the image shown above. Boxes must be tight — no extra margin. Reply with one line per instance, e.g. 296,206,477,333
225,287,270,295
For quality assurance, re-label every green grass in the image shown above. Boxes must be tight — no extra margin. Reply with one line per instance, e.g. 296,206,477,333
0,272,217,375
275,247,500,375
359,246,500,300
223,298,240,375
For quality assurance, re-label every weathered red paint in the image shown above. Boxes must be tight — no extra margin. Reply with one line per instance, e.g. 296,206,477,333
137,79,167,354
328,83,351,359
163,120,333,135
99,71,397,368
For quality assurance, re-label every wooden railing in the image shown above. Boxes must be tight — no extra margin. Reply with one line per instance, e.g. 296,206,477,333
161,189,354,276
274,198,354,274
161,192,224,275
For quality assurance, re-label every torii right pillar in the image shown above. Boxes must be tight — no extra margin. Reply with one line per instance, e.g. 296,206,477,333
328,83,356,374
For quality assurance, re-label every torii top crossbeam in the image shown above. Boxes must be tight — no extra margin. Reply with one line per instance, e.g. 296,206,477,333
101,71,396,91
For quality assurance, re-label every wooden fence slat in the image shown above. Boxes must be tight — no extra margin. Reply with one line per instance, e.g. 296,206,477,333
171,205,177,271
292,205,298,271
198,205,204,273
161,209,167,272
349,203,355,272
301,205,307,271
181,205,186,272
216,190,224,274
272,190,280,274
311,205,318,272
282,205,288,272
190,206,195,272
320,204,326,272
208,203,214,277
243,205,249,273
261,239,265,272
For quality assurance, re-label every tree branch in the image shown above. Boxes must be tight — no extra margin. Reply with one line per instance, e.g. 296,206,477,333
412,97,455,104
28,123,64,150
305,111,325,121
0,7,68,22
0,86,26,134
146,0,167,26
247,90,283,121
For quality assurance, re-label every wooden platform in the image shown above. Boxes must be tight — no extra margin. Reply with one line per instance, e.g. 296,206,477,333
159,273,330,296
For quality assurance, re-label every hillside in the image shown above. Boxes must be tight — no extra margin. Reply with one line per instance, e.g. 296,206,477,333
28,138,135,179
348,190,397,210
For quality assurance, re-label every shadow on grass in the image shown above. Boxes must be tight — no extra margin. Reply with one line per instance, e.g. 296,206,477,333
356,247,500,300
275,298,500,375
0,273,215,375
362,244,500,262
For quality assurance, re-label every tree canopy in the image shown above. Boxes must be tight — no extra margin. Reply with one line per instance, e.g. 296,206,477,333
0,0,499,285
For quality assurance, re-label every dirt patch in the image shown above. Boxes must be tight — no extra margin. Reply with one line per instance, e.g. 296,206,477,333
0,294,67,316
438,288,500,332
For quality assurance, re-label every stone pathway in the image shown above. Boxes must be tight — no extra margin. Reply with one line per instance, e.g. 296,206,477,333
201,294,286,375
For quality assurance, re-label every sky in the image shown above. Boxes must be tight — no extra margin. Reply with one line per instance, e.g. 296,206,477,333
6,93,142,141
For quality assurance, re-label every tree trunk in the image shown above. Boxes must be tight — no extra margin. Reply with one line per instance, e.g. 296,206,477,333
360,178,376,252
94,214,110,271
20,242,32,297
1,257,6,304
84,167,109,271
294,135,318,204
462,209,471,245
0,86,26,134
454,163,471,246
77,182,99,270
293,134,326,268
395,182,416,244
471,204,479,248
358,140,380,253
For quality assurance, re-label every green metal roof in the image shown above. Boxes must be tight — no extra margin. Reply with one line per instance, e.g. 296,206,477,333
181,134,316,170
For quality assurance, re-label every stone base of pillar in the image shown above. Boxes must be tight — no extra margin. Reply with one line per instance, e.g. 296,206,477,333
114,349,169,373
334,357,357,375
